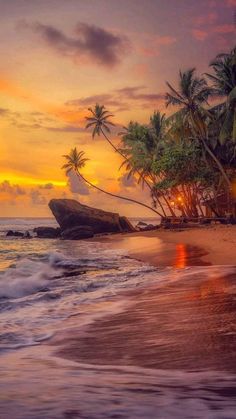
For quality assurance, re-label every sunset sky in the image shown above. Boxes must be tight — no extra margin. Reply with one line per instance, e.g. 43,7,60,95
0,0,235,217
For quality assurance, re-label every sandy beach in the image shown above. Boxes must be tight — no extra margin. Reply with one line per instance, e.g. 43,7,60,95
95,224,236,267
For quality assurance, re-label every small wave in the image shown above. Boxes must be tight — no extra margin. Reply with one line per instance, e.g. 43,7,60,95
0,254,62,299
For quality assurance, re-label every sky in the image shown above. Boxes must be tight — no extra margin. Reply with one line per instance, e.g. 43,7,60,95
0,0,235,217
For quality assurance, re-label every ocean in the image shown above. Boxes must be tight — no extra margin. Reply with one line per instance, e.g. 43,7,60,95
0,218,236,418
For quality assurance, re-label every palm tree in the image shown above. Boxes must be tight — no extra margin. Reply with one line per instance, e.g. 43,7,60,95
62,147,163,217
166,68,231,187
206,47,236,96
119,116,176,216
85,103,120,153
206,47,236,143
85,104,168,215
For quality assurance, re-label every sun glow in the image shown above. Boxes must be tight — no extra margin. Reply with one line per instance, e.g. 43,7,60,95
0,174,66,187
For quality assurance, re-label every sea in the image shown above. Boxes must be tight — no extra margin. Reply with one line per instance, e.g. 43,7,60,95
0,217,236,418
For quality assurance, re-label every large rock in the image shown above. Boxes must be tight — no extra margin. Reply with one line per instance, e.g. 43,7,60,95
49,199,135,234
34,227,61,238
61,226,94,240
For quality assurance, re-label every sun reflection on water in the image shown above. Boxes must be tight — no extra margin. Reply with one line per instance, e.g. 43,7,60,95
174,243,187,268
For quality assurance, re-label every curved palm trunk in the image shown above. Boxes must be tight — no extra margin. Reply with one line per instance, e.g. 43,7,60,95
76,171,163,217
101,127,153,189
201,138,231,188
100,127,166,215
190,112,231,188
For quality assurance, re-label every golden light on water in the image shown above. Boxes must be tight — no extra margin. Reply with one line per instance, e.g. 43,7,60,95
174,243,187,269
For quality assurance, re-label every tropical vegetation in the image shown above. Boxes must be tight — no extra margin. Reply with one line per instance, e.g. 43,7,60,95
63,46,236,219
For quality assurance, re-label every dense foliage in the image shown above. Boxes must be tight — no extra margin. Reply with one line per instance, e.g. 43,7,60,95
116,46,236,217
82,46,236,218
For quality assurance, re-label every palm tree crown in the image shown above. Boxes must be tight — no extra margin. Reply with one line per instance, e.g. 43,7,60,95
166,68,211,112
206,47,236,96
85,103,115,138
62,148,89,174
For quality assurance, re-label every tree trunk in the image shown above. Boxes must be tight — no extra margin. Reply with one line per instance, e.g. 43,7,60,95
201,137,231,189
100,127,167,215
76,172,163,217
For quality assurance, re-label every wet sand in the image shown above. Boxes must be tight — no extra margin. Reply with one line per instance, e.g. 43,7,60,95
95,224,236,266
54,266,236,372
52,226,236,373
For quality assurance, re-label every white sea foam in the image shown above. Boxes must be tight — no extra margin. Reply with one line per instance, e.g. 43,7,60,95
0,256,61,299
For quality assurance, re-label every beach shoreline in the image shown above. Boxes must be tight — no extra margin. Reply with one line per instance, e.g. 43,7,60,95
51,225,236,372
93,224,236,267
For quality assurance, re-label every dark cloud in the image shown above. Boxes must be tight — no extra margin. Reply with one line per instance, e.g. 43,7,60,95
0,180,25,196
23,21,130,67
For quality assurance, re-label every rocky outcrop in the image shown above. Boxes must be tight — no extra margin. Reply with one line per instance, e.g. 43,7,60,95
61,226,94,240
49,199,136,235
6,230,24,237
34,227,61,238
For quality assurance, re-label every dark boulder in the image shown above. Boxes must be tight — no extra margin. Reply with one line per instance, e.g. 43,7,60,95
139,224,159,231
136,221,148,227
6,230,24,237
23,231,32,239
61,226,94,240
48,199,136,234
34,227,61,238
119,216,136,232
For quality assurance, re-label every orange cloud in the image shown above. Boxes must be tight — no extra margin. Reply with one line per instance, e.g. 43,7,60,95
193,12,217,26
213,24,235,34
227,0,236,6
192,29,208,41
139,35,176,57
0,76,87,125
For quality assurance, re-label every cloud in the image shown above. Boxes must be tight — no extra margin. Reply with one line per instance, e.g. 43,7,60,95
191,10,234,42
139,35,177,57
66,94,121,108
46,124,85,133
226,0,236,6
118,174,136,188
192,12,218,27
0,105,86,133
0,108,9,116
67,171,90,195
192,29,208,41
0,180,25,196
213,24,235,33
115,86,165,102
39,183,54,190
24,21,131,67
30,189,47,205
66,86,165,114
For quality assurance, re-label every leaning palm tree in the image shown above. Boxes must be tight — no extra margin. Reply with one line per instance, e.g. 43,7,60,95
62,147,163,217
166,68,231,187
